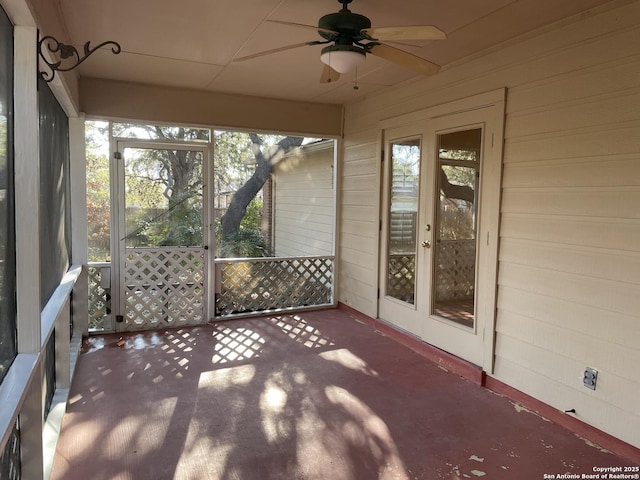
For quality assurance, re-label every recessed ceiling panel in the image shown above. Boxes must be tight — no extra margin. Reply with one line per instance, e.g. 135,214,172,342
76,49,224,90
60,0,285,65
208,47,341,101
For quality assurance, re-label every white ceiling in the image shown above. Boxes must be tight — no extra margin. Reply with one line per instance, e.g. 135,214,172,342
52,0,610,105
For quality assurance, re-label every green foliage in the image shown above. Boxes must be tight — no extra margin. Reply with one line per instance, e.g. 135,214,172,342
124,173,165,209
213,131,255,202
150,197,203,247
241,197,263,230
215,197,269,258
219,227,270,258
213,131,270,258
122,146,203,248
86,121,111,261
124,191,203,248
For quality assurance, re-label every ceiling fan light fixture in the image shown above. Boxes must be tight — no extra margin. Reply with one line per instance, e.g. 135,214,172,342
320,44,365,73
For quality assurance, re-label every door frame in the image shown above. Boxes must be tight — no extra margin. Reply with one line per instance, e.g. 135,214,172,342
377,89,505,372
110,139,213,331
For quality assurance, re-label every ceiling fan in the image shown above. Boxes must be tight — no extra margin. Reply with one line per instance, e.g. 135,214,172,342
234,0,446,83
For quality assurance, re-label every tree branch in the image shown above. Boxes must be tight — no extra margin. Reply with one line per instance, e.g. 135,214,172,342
220,134,304,238
439,167,474,203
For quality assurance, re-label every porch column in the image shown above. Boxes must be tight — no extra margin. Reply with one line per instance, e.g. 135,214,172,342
14,24,44,479
69,114,89,337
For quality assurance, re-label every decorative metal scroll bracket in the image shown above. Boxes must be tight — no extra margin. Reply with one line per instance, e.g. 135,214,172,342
38,35,121,82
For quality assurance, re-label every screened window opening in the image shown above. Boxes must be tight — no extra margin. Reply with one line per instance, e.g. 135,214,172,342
86,120,111,262
84,122,337,325
213,131,336,317
39,77,71,309
213,131,334,259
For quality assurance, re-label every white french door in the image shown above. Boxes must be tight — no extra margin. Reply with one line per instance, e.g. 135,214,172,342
113,141,211,332
378,124,433,335
378,96,504,368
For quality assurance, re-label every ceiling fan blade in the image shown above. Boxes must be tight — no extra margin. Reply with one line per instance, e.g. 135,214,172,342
268,19,338,36
233,42,313,62
369,43,441,76
320,65,340,84
363,25,446,41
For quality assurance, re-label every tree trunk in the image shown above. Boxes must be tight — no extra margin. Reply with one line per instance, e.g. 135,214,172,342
220,134,304,237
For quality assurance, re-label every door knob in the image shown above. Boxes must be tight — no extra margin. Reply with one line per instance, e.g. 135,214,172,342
422,240,431,248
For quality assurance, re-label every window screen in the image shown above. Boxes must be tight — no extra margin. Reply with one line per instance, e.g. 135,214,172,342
0,5,16,385
39,78,71,309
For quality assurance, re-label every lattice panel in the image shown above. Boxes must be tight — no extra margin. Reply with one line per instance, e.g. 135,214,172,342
216,257,333,317
386,254,415,303
124,248,205,330
88,264,111,331
434,239,476,301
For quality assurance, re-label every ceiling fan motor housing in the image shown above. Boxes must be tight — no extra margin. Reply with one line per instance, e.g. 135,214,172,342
318,10,371,43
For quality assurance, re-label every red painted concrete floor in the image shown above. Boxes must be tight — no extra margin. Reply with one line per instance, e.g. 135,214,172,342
51,309,639,480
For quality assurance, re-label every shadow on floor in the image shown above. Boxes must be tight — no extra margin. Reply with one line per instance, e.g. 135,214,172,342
51,309,636,480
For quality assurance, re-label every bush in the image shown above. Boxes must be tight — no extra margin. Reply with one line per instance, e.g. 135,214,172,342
220,228,271,258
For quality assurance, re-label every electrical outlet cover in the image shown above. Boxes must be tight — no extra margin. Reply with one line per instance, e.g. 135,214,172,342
583,367,597,390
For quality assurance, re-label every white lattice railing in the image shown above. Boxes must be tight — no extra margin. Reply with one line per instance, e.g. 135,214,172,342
434,239,476,301
123,248,205,331
88,262,111,332
89,255,335,326
386,253,415,304
214,256,335,318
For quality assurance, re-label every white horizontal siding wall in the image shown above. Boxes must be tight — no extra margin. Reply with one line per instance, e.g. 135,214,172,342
340,0,640,447
273,146,334,257
339,133,380,318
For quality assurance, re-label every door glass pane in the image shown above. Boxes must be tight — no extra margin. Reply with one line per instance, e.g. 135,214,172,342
385,138,420,304
123,147,203,248
433,128,481,327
